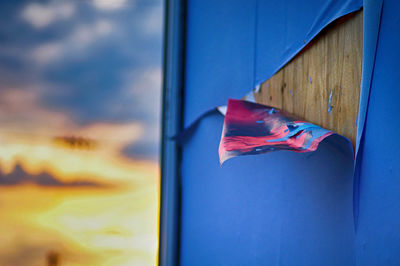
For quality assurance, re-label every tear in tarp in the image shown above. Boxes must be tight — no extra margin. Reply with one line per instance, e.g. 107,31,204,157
180,0,382,164
184,0,363,127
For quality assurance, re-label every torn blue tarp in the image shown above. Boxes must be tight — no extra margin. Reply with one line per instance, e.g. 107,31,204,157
180,0,364,265
184,0,362,127
174,0,400,264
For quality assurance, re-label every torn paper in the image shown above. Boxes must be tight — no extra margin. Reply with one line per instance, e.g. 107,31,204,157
219,99,333,164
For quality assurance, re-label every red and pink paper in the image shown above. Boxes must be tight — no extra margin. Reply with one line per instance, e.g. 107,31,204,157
219,99,333,164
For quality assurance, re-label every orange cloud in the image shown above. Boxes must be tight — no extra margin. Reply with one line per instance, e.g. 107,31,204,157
0,88,155,186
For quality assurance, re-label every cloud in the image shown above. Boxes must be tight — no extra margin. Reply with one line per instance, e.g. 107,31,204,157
0,87,157,185
111,67,161,137
0,88,72,135
141,4,163,36
0,164,108,188
20,2,75,29
109,67,161,160
30,42,64,65
0,87,144,148
0,244,60,266
0,87,145,161
117,67,162,120
69,20,113,48
92,0,130,11
76,122,144,156
30,19,114,65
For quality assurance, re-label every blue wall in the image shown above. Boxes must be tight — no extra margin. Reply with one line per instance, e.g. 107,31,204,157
179,0,400,265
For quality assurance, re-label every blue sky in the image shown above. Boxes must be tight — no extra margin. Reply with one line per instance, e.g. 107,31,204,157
0,0,163,161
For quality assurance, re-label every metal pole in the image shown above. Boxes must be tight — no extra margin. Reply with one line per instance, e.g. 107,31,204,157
159,0,185,265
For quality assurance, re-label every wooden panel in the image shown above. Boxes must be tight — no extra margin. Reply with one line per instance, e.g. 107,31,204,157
254,11,362,147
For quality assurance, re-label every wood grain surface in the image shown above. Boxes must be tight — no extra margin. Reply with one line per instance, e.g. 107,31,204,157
253,11,363,147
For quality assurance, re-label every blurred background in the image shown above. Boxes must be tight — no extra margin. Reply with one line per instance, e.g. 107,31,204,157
0,0,162,265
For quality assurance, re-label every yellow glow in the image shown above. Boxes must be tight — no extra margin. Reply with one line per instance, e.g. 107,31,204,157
0,121,159,265
0,122,151,183
0,184,158,265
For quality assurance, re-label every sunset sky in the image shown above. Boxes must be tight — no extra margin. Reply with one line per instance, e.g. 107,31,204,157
0,0,162,265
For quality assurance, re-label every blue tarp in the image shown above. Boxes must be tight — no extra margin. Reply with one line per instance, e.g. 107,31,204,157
184,0,362,127
356,0,400,264
181,113,355,265
179,0,400,264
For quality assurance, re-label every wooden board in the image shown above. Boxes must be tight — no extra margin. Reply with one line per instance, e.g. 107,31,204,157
254,11,362,147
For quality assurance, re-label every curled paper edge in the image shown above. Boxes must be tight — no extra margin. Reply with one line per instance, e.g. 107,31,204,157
219,99,338,165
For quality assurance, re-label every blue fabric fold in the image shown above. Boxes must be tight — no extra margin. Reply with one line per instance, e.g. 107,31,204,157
353,0,383,229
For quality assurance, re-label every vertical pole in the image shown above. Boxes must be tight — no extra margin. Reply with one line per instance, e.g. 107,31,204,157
159,0,185,265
